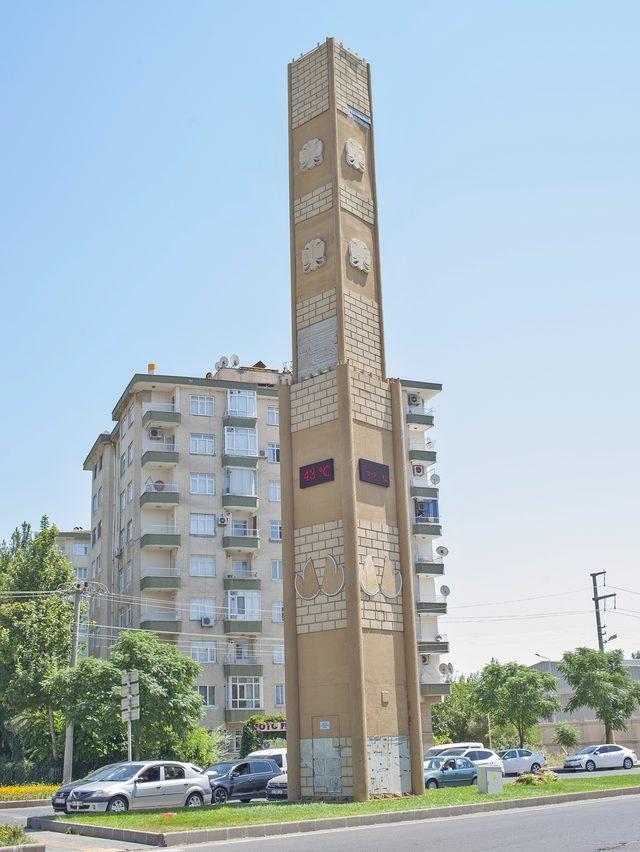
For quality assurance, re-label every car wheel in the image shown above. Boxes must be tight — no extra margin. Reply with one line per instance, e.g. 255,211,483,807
212,786,228,806
426,779,439,789
472,776,477,785
585,760,596,772
185,792,204,808
106,796,129,813
623,757,634,770
531,762,541,773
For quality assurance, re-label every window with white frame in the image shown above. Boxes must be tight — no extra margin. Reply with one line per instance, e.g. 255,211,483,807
190,555,216,577
190,433,215,455
267,442,280,463
271,560,283,581
127,481,134,503
269,520,282,541
231,642,252,661
120,452,126,475
125,561,132,587
267,405,279,426
120,419,126,438
191,642,217,663
127,441,134,465
232,519,254,537
95,554,101,574
190,513,216,536
198,685,217,707
126,520,133,542
190,472,215,495
227,589,261,620
268,481,281,502
231,560,250,577
76,565,88,580
118,607,126,628
275,684,285,706
227,676,261,709
128,406,134,426
227,388,257,417
190,598,216,620
273,644,285,664
119,490,125,512
92,493,98,514
118,528,124,549
97,485,103,506
272,600,284,622
118,567,126,593
224,467,256,496
97,521,102,539
229,729,242,753
224,426,257,457
191,395,214,416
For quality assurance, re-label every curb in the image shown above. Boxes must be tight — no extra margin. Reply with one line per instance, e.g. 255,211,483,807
0,846,46,852
0,800,51,811
27,785,640,848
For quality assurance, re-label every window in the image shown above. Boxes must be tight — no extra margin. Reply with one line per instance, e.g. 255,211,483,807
190,513,216,536
267,405,279,426
127,481,134,503
128,406,134,426
232,519,248,536
224,427,257,457
268,481,281,502
120,452,126,475
198,685,217,707
163,764,185,780
272,600,284,622
224,467,256,496
190,598,216,620
232,560,250,577
126,520,133,542
118,528,124,549
118,607,126,628
97,521,102,539
275,684,285,707
190,433,215,455
271,560,283,580
227,590,261,620
229,730,242,753
191,395,214,416
227,676,261,709
127,441,134,465
232,642,252,661
91,528,96,546
120,418,126,438
273,644,285,664
227,388,257,417
191,642,217,663
267,442,280,463
92,493,98,514
98,454,103,472
190,555,216,577
190,472,215,495
125,561,132,586
92,463,97,480
76,566,88,580
97,486,103,506
117,604,131,628
269,520,282,541
119,490,126,512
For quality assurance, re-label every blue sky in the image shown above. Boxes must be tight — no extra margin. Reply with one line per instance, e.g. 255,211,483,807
1,1,638,672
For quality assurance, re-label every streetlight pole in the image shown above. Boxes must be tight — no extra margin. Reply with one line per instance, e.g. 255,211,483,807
62,582,87,784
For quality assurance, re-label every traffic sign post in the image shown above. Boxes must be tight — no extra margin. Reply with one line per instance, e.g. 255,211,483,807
121,670,139,761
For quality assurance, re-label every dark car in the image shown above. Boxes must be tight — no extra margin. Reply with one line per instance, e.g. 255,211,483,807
203,759,282,805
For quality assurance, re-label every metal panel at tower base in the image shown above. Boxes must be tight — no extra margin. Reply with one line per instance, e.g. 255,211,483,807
297,316,337,379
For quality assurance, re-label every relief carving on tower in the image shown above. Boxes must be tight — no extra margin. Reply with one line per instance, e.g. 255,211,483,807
344,137,366,172
295,555,344,599
348,238,371,274
302,238,327,272
299,138,324,171
360,554,402,600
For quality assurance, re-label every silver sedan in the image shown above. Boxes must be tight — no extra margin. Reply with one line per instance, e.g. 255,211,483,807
61,760,211,813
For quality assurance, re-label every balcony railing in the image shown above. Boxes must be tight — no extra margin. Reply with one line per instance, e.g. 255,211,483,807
226,611,261,621
142,524,179,536
143,441,176,453
223,487,257,497
140,609,180,621
409,439,437,453
419,596,448,605
143,402,178,414
223,655,261,665
225,569,258,579
414,515,442,525
416,553,444,564
140,567,179,578
407,405,435,416
228,528,260,538
141,483,179,495
224,446,258,457
225,408,257,419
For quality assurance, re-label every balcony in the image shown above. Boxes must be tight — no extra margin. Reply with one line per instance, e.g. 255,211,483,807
142,441,179,468
224,615,262,634
415,557,445,576
139,482,179,508
222,491,259,511
223,575,261,590
223,528,260,552
408,442,437,467
223,409,258,429
142,402,181,429
224,707,263,723
406,407,434,429
140,609,182,632
140,525,181,550
416,597,448,615
222,448,259,468
410,485,439,500
140,566,180,591
420,682,452,697
223,656,263,677
412,517,443,538
418,637,450,654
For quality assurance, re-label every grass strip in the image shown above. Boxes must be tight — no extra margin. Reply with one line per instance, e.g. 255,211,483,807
54,774,640,832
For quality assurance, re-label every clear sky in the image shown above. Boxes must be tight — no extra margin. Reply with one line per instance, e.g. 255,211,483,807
1,1,638,674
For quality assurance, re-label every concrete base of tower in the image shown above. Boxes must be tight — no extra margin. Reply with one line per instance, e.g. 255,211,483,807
367,734,411,795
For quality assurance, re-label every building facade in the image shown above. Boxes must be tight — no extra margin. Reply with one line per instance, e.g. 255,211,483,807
56,530,91,579
83,362,286,752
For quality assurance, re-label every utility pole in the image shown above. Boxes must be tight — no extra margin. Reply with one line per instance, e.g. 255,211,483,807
591,571,616,652
62,581,88,784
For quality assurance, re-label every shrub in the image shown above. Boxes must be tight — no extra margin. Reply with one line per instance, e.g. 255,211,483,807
0,823,32,845
514,768,558,786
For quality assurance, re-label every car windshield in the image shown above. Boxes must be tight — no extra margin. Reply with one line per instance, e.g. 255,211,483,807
84,764,144,782
577,747,597,755
205,763,235,776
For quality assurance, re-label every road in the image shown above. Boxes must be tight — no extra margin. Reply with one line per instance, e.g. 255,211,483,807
170,795,640,851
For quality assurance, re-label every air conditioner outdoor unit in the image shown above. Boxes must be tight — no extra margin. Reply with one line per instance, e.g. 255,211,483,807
201,616,214,628
149,428,164,440
259,450,267,457
218,515,229,526
112,547,122,559
413,464,425,477
408,393,421,407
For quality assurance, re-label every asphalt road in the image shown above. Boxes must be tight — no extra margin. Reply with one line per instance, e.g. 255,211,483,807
171,795,640,851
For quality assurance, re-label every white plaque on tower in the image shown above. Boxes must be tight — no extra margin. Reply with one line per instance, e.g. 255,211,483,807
297,316,338,379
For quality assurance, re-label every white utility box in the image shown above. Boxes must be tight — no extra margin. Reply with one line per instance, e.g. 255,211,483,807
477,765,503,794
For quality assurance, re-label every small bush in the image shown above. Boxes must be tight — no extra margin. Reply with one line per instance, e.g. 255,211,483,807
0,784,59,802
0,823,32,846
514,768,559,786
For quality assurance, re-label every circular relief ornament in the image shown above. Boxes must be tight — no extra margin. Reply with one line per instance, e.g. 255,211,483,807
302,238,326,273
348,238,371,275
344,138,366,172
299,138,324,171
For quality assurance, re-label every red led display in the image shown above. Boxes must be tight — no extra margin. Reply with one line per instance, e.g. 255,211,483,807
358,458,390,488
299,458,335,489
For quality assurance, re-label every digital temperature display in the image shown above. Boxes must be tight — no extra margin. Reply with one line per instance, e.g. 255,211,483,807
299,458,335,489
358,458,390,488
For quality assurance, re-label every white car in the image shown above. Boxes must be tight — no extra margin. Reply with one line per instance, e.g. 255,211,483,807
424,742,484,763
563,744,637,772
245,747,287,771
438,746,504,773
499,749,546,775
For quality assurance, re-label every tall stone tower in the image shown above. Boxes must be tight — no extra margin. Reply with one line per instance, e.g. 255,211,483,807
279,38,425,801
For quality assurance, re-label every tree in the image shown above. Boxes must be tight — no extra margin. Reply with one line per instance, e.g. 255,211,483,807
240,714,286,757
475,661,559,749
559,647,640,743
631,651,640,660
432,675,488,743
553,721,580,753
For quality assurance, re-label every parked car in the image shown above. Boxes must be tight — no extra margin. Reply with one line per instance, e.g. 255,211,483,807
266,772,288,800
498,749,546,775
424,756,477,789
53,761,211,814
423,742,483,762
438,747,504,773
563,744,637,772
246,747,288,771
204,758,282,804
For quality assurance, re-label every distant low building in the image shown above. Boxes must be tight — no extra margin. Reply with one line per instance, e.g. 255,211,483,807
56,529,91,579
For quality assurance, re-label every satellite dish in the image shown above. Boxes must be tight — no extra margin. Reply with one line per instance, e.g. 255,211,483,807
436,545,449,557
440,585,450,598
430,473,441,486
439,663,449,675
219,356,229,368
214,360,222,371
230,354,240,367
447,663,454,675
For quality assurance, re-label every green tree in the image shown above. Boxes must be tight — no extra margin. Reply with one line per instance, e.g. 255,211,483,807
475,661,559,749
631,651,640,660
431,675,487,743
0,519,75,762
553,721,580,753
240,714,286,757
559,647,640,743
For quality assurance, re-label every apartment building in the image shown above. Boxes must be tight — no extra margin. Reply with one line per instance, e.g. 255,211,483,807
56,529,91,579
83,361,285,752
